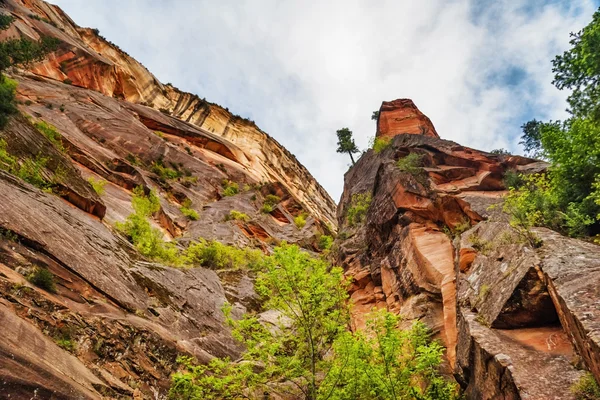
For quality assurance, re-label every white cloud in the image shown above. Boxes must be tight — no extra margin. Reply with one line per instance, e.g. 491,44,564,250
51,0,598,201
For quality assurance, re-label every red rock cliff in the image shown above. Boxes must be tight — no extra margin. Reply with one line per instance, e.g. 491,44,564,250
377,98,439,139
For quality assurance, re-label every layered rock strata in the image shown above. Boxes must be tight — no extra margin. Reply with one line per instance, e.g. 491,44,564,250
337,99,599,399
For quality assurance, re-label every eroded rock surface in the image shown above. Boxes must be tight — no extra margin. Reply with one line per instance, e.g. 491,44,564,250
336,99,598,399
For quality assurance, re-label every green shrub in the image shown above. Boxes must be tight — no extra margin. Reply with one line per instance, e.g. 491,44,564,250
571,372,600,400
151,160,181,181
87,177,106,196
63,78,72,85
180,199,199,220
115,187,180,265
184,239,266,270
56,337,75,351
503,170,525,190
0,77,17,128
318,234,333,250
261,194,281,213
294,213,307,229
371,136,392,154
0,139,53,189
396,153,429,187
222,180,239,196
226,210,250,222
28,267,56,293
346,192,372,227
170,245,458,400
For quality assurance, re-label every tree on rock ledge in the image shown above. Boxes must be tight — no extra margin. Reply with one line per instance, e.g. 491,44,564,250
336,127,360,165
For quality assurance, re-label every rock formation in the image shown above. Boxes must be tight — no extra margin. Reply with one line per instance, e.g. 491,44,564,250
336,98,600,399
0,1,336,398
1,0,599,398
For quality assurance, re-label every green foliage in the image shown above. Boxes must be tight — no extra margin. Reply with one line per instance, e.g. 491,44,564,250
293,213,306,229
34,121,65,152
222,180,239,197
170,245,456,400
571,372,600,400
503,170,525,190
336,127,359,165
152,159,182,181
552,9,600,120
184,239,266,271
396,153,430,188
519,119,544,158
261,194,281,213
87,177,106,196
346,192,372,227
0,15,14,30
0,16,58,129
318,234,333,250
115,187,180,265
180,199,199,220
371,110,379,120
510,118,600,237
0,77,17,128
322,311,458,400
371,136,391,154
0,138,54,189
56,337,75,351
226,210,250,222
27,267,56,293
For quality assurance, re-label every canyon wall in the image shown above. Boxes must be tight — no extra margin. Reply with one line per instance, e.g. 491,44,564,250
336,99,600,399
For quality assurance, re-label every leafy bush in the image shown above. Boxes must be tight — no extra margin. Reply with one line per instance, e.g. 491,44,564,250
56,337,75,351
222,180,239,197
115,187,180,265
225,210,250,222
170,245,457,400
0,139,53,189
151,159,181,181
28,267,56,293
294,213,307,229
503,170,525,190
260,194,281,213
184,239,266,270
0,77,17,128
87,177,106,196
371,136,392,154
346,192,372,227
571,372,600,400
318,234,333,250
180,199,199,220
396,153,430,188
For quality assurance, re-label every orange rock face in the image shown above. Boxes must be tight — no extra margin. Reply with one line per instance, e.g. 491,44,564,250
377,99,439,139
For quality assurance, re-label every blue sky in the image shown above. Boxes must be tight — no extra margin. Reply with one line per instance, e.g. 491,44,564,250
52,0,599,201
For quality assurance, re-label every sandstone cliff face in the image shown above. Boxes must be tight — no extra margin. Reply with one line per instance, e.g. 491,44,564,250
336,99,599,399
0,1,337,398
0,0,336,229
377,99,439,138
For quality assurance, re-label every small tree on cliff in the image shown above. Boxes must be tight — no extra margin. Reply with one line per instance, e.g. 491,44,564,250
371,110,379,121
336,127,360,165
169,244,458,400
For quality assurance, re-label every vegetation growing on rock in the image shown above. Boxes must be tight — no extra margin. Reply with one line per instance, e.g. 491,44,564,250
169,244,457,400
346,192,372,227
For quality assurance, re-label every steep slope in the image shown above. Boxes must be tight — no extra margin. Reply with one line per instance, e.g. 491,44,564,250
0,0,335,228
0,1,337,398
336,99,599,399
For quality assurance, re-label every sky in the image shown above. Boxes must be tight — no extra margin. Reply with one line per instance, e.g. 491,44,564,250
52,0,600,202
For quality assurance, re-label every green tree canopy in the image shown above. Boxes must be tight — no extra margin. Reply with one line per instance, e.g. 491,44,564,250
169,244,458,400
336,127,359,165
552,8,600,120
